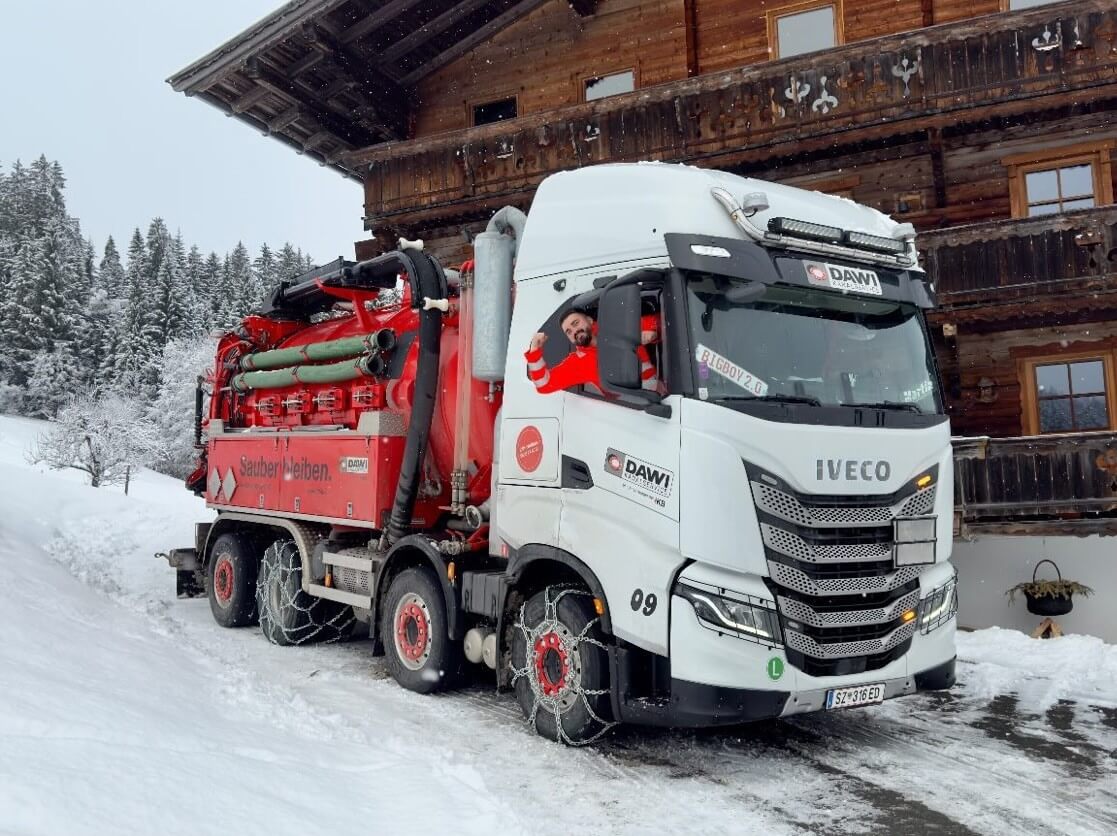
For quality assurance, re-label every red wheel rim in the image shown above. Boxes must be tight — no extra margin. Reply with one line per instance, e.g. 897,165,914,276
214,557,234,604
533,631,570,698
396,601,429,662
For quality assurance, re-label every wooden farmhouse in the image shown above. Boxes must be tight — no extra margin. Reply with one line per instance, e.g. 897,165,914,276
172,0,1117,637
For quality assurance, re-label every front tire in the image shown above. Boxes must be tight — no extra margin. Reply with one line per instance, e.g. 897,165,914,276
206,532,259,628
256,539,353,646
511,586,613,744
380,566,461,694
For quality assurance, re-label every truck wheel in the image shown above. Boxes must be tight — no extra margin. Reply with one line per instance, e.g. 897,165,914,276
511,586,614,745
256,539,354,646
380,566,461,694
206,532,259,628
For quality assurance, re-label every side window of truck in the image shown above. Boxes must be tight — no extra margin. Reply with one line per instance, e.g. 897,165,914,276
523,291,663,400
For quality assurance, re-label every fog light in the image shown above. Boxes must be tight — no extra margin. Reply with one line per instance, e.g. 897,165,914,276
895,541,936,566
895,517,936,542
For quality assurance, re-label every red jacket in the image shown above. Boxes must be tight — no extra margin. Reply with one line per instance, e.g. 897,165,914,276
524,316,659,395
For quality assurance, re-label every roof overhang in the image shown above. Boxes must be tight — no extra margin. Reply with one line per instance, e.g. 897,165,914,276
167,0,585,179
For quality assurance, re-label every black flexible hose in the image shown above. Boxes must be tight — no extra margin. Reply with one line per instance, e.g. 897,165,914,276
386,251,444,544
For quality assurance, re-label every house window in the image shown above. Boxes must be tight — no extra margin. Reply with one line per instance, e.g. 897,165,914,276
1004,142,1115,219
585,70,635,102
1024,165,1095,216
1020,353,1117,434
472,97,517,127
767,1,843,60
1002,0,1056,10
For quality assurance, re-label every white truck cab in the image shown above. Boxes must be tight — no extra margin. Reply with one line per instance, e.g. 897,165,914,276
489,163,956,741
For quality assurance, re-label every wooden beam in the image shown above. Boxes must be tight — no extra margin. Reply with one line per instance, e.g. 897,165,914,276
340,0,426,44
683,0,698,77
244,59,377,146
399,0,550,86
569,0,598,16
928,128,947,209
378,0,494,66
230,85,271,114
266,105,303,133
300,22,408,137
921,0,935,28
285,48,327,79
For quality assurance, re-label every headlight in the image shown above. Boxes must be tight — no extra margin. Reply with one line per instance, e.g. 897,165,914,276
677,584,782,646
919,572,958,634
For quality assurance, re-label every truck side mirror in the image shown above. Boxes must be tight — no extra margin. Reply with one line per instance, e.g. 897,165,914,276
597,281,643,393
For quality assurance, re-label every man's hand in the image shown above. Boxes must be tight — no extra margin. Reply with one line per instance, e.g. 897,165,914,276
529,332,548,352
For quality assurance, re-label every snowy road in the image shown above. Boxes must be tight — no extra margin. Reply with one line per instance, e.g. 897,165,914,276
2,415,1115,835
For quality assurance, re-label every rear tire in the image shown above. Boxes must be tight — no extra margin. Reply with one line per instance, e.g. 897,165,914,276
256,539,353,646
511,586,613,744
206,532,259,628
380,566,461,694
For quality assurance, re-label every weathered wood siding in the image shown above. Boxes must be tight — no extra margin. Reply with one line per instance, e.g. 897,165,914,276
414,0,1009,138
695,0,927,76
359,2,1116,228
414,0,688,136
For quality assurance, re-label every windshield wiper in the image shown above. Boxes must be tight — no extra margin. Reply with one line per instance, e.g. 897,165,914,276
713,393,822,407
854,400,922,413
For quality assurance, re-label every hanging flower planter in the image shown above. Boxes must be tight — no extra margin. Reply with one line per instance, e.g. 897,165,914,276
1006,559,1093,617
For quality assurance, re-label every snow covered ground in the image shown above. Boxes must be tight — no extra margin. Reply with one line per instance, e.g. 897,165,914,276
1,414,1115,836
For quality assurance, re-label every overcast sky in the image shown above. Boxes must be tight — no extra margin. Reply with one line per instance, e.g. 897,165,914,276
1,0,361,264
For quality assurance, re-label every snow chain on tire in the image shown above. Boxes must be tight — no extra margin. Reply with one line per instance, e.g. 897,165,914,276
256,539,355,646
511,586,617,746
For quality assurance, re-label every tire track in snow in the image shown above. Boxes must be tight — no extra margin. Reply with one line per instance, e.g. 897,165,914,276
40,506,1117,836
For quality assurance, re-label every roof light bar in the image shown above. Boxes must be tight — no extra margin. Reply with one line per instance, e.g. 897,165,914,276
767,217,843,243
844,230,907,255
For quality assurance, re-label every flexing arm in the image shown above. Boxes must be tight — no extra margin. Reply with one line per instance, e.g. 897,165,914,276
525,332,598,394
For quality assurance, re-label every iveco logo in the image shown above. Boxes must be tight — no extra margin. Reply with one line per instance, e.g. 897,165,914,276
816,459,892,481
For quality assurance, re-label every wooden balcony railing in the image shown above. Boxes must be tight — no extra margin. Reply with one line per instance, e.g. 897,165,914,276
348,0,1117,228
921,206,1117,307
953,432,1117,536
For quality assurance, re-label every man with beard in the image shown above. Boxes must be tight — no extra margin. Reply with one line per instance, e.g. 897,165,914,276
525,307,659,395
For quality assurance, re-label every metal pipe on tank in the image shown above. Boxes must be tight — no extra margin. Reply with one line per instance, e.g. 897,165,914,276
472,210,520,383
470,233,511,383
452,263,474,513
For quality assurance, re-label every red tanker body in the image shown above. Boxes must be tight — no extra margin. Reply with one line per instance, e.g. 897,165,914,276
191,258,500,536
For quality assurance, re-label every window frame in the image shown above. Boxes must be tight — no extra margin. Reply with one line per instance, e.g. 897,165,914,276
470,95,518,128
1018,350,1117,435
582,68,638,103
1003,141,1115,219
766,0,844,60
1000,0,1058,11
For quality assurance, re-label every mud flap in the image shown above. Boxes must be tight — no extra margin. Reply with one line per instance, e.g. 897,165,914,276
177,569,205,598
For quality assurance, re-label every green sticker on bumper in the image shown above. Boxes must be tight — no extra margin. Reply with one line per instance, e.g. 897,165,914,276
767,657,785,681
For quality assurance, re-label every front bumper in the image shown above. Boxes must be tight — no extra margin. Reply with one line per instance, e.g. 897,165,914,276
617,656,955,728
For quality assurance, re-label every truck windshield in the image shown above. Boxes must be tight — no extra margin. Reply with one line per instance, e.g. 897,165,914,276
685,274,941,414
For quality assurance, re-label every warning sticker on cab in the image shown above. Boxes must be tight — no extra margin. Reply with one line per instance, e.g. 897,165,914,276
805,261,883,296
695,344,768,396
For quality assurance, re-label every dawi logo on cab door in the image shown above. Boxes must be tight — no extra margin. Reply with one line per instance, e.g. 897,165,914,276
515,426,544,473
603,447,674,509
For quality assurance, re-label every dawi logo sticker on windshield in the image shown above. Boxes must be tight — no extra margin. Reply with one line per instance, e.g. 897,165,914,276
805,261,883,296
695,344,768,396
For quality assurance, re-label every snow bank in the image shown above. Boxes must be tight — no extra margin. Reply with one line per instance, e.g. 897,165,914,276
3,413,1115,836
0,415,517,835
957,627,1117,710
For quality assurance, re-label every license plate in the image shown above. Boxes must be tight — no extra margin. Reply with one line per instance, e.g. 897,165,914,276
825,683,886,710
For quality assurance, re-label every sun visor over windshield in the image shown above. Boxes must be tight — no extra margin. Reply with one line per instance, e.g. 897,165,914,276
664,233,935,309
